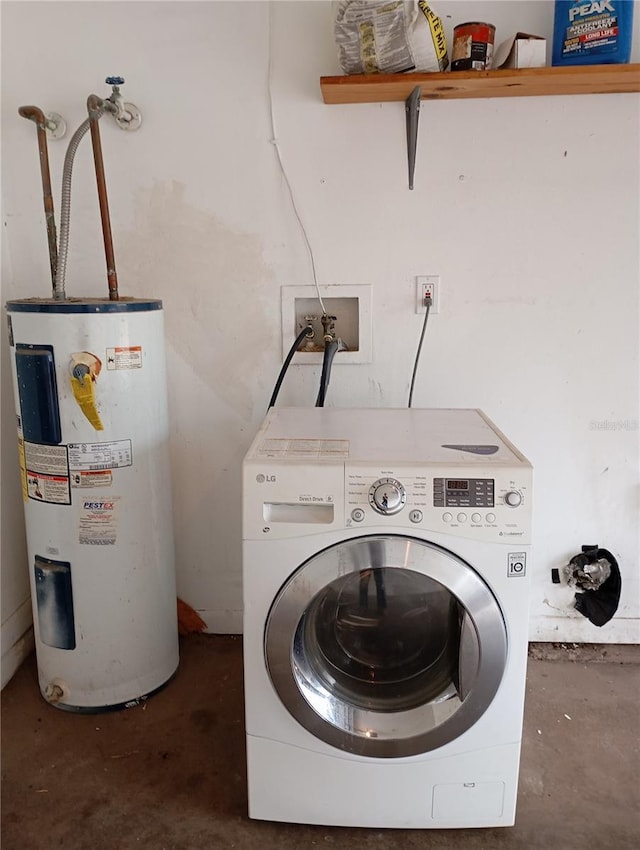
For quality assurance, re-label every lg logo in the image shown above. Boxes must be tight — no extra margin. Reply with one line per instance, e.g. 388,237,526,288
256,474,276,483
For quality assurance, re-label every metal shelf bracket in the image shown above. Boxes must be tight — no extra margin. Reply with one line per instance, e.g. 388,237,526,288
405,85,421,190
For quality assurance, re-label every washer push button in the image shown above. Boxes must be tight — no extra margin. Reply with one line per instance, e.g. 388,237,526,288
351,508,365,523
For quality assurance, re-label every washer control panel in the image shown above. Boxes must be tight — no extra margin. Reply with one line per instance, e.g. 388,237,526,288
368,478,406,515
345,466,531,540
433,477,494,508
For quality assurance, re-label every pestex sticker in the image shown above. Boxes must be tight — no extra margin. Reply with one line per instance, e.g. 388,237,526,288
79,497,120,545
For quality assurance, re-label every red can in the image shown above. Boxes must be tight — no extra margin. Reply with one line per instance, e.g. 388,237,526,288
451,22,496,71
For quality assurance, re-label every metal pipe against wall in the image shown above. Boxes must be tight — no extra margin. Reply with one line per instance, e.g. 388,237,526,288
87,95,119,301
18,105,58,295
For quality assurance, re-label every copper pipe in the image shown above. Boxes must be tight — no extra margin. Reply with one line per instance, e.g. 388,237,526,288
87,95,119,301
18,105,58,295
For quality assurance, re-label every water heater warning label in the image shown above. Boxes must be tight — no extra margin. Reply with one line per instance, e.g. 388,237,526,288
24,442,71,505
71,470,113,489
106,346,142,370
68,440,132,471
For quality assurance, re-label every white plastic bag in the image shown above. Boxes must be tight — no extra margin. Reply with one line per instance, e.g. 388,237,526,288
333,1,448,75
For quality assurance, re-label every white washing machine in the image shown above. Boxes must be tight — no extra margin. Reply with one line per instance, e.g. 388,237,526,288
242,408,532,829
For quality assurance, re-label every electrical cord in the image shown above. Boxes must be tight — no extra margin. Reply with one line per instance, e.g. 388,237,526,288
408,299,431,408
316,339,342,407
267,3,326,316
268,325,314,410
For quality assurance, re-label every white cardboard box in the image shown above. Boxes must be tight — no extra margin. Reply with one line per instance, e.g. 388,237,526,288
494,32,546,70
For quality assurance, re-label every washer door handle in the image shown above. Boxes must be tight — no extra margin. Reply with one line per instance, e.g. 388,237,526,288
456,612,480,702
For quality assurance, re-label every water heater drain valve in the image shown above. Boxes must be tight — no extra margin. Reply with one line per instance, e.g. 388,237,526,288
44,680,67,704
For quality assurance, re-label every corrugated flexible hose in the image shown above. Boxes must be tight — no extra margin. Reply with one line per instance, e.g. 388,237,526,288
56,111,104,299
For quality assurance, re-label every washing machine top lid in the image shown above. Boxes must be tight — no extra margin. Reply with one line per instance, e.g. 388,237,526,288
247,408,530,467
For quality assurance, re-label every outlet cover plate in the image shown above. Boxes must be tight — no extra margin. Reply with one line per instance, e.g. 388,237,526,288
281,285,373,364
416,275,440,314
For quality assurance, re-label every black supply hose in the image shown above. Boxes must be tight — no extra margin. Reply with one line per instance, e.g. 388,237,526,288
267,325,314,410
315,338,341,407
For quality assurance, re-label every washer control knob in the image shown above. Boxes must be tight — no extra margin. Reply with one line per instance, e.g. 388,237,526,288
351,508,365,523
505,491,522,508
369,478,406,515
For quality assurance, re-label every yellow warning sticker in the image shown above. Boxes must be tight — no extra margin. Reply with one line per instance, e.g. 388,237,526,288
17,436,28,502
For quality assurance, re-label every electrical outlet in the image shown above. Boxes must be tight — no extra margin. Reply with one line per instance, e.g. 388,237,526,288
416,275,440,314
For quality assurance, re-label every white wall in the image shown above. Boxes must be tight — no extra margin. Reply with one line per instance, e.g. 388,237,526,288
1,198,33,687
1,1,638,652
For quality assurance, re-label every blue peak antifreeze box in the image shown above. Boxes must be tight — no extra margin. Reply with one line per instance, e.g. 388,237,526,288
552,0,634,65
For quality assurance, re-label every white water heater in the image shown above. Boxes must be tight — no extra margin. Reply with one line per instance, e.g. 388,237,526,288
6,297,178,712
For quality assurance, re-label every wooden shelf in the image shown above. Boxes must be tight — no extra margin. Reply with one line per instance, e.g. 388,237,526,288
320,64,640,104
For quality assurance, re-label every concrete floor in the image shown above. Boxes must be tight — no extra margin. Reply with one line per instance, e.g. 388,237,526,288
2,636,639,850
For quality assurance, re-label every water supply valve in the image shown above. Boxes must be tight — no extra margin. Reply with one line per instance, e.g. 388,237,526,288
105,76,142,131
321,313,337,342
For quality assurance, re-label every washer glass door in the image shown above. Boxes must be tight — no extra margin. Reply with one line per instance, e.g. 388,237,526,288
265,535,507,758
